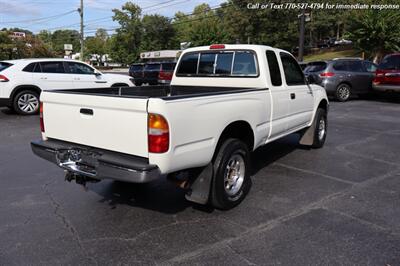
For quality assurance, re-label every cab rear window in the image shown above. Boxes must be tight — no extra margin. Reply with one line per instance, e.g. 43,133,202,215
0,62,13,72
177,50,258,77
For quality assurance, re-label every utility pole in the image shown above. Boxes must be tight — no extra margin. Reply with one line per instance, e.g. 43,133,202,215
79,0,84,61
298,9,305,62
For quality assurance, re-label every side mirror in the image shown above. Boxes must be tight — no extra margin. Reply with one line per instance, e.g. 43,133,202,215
94,72,102,76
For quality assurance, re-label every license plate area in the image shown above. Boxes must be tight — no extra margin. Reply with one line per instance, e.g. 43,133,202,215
56,148,100,177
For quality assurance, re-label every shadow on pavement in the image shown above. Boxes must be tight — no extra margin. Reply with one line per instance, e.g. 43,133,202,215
90,133,304,214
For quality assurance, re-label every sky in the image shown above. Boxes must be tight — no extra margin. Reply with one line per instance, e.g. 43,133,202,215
0,0,225,36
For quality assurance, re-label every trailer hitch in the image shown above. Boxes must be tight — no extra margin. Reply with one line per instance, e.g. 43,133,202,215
64,171,100,191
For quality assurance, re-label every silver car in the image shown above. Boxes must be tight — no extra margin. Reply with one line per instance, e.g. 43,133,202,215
304,58,377,102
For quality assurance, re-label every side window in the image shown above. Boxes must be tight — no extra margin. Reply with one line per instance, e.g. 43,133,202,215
363,61,377,72
232,51,257,75
333,61,348,71
22,63,36,72
33,63,42,73
67,62,95,74
215,53,233,74
266,50,282,86
280,52,305,86
177,53,199,75
40,62,65,73
347,61,363,72
198,53,216,74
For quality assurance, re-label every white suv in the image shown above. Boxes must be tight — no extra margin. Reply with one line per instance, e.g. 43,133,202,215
0,58,134,115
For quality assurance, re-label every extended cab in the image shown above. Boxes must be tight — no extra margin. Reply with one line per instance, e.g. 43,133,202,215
31,45,328,210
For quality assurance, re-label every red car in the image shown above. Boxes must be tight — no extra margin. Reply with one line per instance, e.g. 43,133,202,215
373,53,400,93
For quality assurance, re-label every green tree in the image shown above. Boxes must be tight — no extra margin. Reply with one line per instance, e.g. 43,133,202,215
140,14,175,51
85,29,110,65
51,29,81,55
0,32,14,60
346,9,400,62
173,4,227,47
110,2,142,64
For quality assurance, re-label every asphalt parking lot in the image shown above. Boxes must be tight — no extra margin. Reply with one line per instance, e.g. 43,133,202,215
1,97,400,265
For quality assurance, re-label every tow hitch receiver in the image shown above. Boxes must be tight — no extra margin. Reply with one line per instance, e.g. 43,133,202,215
64,171,100,190
57,148,101,190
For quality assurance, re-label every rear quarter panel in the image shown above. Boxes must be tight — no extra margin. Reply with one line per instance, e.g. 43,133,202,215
148,90,271,174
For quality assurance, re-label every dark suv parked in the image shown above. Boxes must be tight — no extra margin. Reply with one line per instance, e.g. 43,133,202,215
304,58,377,101
373,53,400,93
143,62,176,85
129,63,144,86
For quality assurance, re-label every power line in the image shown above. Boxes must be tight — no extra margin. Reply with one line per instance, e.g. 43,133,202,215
1,10,76,24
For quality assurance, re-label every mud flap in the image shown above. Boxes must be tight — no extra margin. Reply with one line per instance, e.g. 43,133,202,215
185,163,213,205
299,116,317,146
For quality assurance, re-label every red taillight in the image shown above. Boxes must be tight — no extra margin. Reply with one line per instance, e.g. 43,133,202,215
40,102,45,133
148,113,169,153
158,71,173,81
210,44,225,49
373,70,385,84
319,72,335,77
0,74,9,82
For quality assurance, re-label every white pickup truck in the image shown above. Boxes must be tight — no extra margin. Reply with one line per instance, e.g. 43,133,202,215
31,44,328,210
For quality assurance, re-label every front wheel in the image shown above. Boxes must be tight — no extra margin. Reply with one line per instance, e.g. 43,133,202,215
13,90,40,115
210,138,251,210
311,108,327,148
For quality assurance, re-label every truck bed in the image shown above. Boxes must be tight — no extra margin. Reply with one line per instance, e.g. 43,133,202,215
49,85,268,100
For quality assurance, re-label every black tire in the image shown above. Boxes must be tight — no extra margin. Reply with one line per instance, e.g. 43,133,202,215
335,83,351,102
210,138,251,210
13,90,40,115
311,108,327,148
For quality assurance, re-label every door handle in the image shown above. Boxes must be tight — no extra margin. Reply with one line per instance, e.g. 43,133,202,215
290,93,296,100
74,78,80,80
80,108,93,115
40,77,47,80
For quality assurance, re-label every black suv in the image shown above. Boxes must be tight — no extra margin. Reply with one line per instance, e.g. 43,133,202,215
143,62,176,85
129,63,144,86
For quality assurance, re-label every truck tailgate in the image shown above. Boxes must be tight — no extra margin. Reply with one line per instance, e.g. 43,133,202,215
41,91,149,158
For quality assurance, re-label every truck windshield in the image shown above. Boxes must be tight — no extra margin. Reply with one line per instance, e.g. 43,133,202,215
0,62,13,72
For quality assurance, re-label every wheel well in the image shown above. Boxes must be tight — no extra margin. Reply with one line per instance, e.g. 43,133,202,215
216,121,254,153
11,85,41,101
111,83,129,87
318,99,328,112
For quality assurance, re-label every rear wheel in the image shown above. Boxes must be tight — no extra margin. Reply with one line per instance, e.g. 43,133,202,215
335,83,351,102
210,138,251,210
13,90,40,115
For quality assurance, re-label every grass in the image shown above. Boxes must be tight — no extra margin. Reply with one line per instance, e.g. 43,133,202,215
303,49,362,62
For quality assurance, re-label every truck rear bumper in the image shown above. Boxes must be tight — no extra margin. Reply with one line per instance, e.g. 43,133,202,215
31,139,161,183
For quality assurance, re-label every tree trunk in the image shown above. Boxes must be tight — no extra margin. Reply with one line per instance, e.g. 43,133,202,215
373,50,384,64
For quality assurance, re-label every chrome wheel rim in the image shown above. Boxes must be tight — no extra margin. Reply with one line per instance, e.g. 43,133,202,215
17,93,39,113
338,86,350,100
224,154,245,196
318,118,326,141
